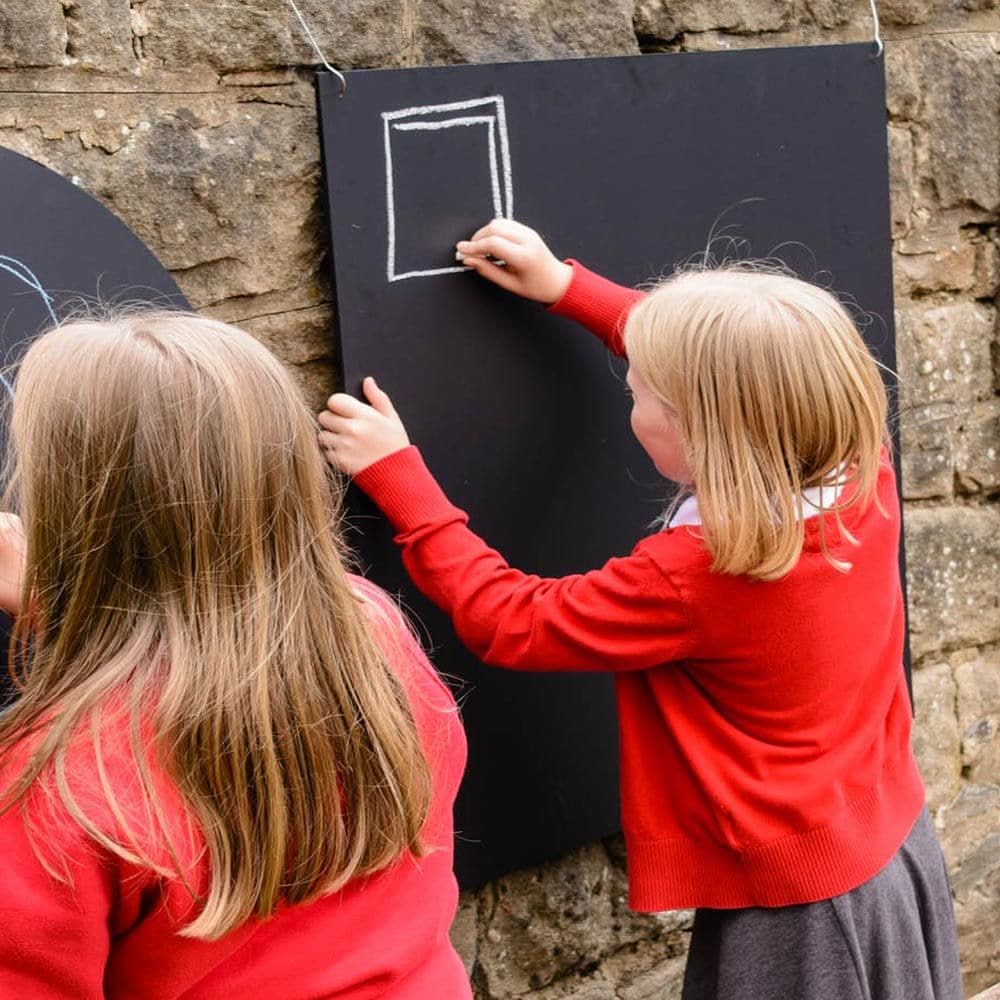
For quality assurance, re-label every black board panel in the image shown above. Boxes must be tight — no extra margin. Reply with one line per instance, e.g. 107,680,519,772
317,44,901,889
0,146,187,704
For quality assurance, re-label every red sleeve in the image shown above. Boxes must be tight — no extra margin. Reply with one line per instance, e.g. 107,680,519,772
354,447,694,673
0,801,114,998
547,260,646,357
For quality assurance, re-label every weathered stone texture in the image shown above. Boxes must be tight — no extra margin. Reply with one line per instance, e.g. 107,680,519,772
912,661,962,810
956,653,1000,786
473,841,685,996
905,508,1000,660
0,1,66,68
64,0,134,70
939,783,1000,993
0,83,330,353
887,123,914,237
138,0,412,71
878,0,937,26
634,0,792,39
915,37,1000,212
896,301,997,499
418,0,638,64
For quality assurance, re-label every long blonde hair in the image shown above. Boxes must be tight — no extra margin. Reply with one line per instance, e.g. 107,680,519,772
625,266,889,580
0,311,431,939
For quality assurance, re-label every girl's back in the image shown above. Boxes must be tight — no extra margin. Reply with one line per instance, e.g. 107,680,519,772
0,313,470,998
0,580,466,999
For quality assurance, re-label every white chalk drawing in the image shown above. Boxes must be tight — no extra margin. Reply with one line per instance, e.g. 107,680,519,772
383,96,514,282
0,255,57,399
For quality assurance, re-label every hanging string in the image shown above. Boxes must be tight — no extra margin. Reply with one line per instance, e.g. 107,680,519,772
285,0,347,94
868,0,883,58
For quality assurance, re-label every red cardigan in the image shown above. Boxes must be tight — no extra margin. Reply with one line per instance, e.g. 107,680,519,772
0,578,470,999
354,262,925,912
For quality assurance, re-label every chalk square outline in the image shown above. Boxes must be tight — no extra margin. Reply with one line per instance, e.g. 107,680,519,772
382,96,514,282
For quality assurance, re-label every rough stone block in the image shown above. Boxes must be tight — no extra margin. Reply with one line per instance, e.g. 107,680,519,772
139,0,412,72
902,401,1000,500
0,87,327,311
911,662,961,811
895,301,995,498
476,842,667,997
954,399,1000,496
939,784,1000,994
619,954,687,999
900,400,954,499
878,0,936,25
955,654,1000,786
544,982,617,1000
885,41,922,121
64,0,134,70
888,124,914,238
449,891,479,976
896,302,994,409
635,0,792,38
973,231,1000,298
418,0,637,64
0,0,66,68
893,239,977,296
904,507,1000,660
919,37,1000,211
804,0,853,29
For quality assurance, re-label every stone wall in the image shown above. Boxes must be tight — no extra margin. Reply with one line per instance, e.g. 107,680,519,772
0,1,996,996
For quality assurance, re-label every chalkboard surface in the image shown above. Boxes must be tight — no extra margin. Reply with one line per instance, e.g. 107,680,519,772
318,44,899,889
0,146,187,704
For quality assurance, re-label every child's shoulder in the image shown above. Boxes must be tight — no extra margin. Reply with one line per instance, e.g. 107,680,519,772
0,706,198,877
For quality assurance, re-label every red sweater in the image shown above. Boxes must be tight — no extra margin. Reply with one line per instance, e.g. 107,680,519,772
353,262,925,912
0,578,470,999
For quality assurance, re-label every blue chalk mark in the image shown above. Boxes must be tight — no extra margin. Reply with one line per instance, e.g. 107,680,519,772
0,256,57,326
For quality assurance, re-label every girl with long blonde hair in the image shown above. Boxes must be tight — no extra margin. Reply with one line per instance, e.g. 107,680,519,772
0,312,470,998
319,219,963,1000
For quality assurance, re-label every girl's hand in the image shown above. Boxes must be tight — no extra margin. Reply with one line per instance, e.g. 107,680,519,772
318,377,410,477
0,513,25,616
456,219,572,304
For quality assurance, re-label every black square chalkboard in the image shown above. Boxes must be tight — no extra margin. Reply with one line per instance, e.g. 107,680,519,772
318,44,900,889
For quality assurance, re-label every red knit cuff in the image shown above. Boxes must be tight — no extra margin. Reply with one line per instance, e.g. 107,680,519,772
547,259,643,355
353,446,459,533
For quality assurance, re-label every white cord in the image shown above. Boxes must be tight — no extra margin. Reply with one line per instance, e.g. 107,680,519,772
868,0,884,58
285,0,347,93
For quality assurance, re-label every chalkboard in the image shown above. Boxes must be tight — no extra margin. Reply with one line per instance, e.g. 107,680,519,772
317,44,901,889
0,146,187,704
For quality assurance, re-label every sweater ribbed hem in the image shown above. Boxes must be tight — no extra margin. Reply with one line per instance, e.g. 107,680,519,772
626,753,926,911
354,446,463,535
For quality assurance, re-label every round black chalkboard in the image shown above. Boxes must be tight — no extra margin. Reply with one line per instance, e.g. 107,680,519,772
0,146,188,705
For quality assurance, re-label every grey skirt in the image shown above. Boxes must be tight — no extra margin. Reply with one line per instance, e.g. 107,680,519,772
681,809,963,1000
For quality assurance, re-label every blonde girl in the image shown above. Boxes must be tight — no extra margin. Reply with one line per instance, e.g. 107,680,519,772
0,312,470,999
319,219,963,1000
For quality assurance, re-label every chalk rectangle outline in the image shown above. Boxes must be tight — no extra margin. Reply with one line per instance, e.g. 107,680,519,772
383,96,513,282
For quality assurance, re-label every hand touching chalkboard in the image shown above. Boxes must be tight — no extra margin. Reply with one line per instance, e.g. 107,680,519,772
456,219,571,303
319,377,409,476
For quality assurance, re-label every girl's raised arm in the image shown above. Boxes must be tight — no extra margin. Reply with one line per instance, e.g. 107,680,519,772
319,384,694,674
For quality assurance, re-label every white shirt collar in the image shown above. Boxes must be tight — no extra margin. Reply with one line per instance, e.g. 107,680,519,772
666,477,846,529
